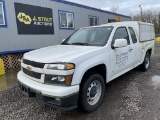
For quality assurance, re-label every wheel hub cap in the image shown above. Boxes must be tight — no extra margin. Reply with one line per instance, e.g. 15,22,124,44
90,86,97,97
87,80,102,105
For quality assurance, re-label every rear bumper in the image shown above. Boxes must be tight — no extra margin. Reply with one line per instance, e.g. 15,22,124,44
17,71,79,110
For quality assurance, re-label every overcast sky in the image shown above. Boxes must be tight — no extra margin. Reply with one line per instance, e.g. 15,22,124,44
67,0,160,16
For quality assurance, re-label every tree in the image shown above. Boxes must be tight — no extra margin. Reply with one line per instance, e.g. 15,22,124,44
132,10,160,34
110,5,119,13
158,13,160,34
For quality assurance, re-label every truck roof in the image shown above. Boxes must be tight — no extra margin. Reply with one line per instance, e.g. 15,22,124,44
81,21,155,42
102,21,154,26
81,21,154,29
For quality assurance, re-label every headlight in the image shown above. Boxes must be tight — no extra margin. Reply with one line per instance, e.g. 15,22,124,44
45,74,73,85
47,63,75,70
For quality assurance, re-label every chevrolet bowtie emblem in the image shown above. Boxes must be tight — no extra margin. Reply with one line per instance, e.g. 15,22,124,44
26,66,32,71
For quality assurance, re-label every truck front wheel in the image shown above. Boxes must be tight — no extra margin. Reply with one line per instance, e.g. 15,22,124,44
79,74,105,112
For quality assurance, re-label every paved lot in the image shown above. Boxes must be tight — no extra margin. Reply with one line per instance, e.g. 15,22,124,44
0,43,160,120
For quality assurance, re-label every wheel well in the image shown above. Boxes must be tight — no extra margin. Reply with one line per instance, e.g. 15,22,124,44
82,64,106,83
147,49,152,55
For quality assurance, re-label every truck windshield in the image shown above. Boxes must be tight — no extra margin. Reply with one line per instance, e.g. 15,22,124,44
61,27,113,46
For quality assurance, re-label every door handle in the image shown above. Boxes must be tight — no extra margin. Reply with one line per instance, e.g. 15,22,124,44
128,48,133,52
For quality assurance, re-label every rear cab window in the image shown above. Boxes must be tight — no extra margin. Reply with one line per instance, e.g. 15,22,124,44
128,27,137,44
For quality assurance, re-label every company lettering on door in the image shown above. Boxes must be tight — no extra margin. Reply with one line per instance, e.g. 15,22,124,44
15,3,54,34
116,52,128,68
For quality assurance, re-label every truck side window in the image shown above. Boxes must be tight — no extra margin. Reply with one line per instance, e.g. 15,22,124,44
113,27,130,45
129,27,137,44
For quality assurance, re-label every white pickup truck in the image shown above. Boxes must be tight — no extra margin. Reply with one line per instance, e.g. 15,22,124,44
18,21,155,112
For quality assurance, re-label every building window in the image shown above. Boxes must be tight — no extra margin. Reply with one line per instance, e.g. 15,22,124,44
89,16,98,26
59,10,74,29
0,1,7,26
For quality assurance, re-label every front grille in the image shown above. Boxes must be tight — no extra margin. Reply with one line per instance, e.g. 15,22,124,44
23,59,45,68
23,68,41,79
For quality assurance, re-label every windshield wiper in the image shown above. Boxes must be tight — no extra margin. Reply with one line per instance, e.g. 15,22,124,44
72,42,89,46
61,43,71,45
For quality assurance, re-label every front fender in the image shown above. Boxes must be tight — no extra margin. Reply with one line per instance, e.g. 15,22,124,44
71,52,109,85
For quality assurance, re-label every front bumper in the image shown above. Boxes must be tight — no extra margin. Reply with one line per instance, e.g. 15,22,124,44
17,71,79,110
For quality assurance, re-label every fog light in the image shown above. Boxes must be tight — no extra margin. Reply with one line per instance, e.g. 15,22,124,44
45,75,73,85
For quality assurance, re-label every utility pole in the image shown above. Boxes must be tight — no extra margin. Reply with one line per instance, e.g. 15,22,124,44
139,5,142,21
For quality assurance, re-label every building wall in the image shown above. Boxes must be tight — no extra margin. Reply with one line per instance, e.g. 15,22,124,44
0,0,131,54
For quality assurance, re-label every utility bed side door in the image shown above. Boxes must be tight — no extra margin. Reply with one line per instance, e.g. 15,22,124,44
109,27,135,81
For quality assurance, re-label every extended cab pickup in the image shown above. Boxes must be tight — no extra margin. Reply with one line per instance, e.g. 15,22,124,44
17,21,155,112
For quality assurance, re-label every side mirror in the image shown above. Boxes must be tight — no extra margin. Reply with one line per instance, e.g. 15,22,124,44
61,39,66,44
113,39,128,48
62,39,65,42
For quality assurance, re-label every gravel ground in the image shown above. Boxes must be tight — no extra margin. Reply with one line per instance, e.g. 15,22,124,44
0,43,160,120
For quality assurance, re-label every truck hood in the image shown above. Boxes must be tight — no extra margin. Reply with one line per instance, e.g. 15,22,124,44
24,45,102,63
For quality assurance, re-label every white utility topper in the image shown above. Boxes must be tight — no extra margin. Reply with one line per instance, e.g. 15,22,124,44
18,21,155,112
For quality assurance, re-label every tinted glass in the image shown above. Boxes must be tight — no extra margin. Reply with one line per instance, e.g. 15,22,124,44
68,13,73,28
90,17,94,26
113,27,130,44
0,3,2,14
90,17,98,26
129,27,137,43
62,27,113,46
95,18,98,25
0,3,4,25
60,12,67,27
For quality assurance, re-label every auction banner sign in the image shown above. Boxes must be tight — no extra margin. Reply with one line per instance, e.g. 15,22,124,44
14,3,54,34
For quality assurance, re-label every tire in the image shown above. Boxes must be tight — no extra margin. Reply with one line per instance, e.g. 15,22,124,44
78,73,105,112
140,52,151,71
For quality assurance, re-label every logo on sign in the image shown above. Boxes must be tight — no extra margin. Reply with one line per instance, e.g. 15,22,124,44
15,3,54,34
17,12,32,24
26,66,32,71
17,12,53,26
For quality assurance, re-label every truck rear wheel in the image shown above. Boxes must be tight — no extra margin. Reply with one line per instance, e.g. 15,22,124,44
140,52,151,71
79,74,105,112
